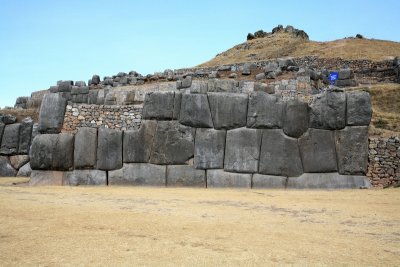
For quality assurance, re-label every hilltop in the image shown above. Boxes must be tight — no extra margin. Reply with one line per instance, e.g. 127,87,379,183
199,25,400,67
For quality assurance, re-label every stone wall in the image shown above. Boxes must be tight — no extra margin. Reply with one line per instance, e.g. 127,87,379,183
28,89,373,189
62,104,143,133
367,136,400,188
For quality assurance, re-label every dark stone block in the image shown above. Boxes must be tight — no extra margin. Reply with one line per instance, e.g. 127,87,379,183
194,128,226,169
96,128,123,170
123,120,156,163
179,94,213,128
167,165,206,187
0,124,21,155
283,99,309,138
247,92,284,129
74,127,97,169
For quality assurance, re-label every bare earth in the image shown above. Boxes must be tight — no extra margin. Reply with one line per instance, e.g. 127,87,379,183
0,179,399,266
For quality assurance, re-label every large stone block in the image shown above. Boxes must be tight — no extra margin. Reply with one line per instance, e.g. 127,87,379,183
194,128,226,169
259,129,303,177
0,156,17,177
142,92,175,120
283,99,309,138
123,120,156,163
108,163,166,186
74,127,97,169
0,123,20,155
167,165,206,187
16,162,31,177
208,93,248,130
247,92,284,129
9,155,30,170
287,173,371,189
224,128,261,173
149,121,194,165
207,169,251,188
208,79,239,93
298,129,337,172
338,69,353,80
88,90,98,104
252,174,287,189
30,134,74,171
18,117,33,154
96,128,122,170
38,93,67,133
179,94,213,128
190,80,208,94
64,170,107,186
310,91,346,130
335,126,368,175
172,91,182,120
346,91,372,126
29,170,64,186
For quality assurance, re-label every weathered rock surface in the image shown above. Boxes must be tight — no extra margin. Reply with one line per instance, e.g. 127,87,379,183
194,128,226,169
310,91,346,130
179,94,213,128
167,165,206,187
30,134,74,171
64,170,107,186
108,163,166,186
16,162,31,177
224,128,261,173
0,156,17,177
74,127,97,169
287,173,371,189
172,92,182,120
252,174,287,189
96,128,122,170
18,117,33,154
142,92,175,120
149,121,194,165
207,169,251,188
0,122,4,143
259,129,303,177
29,170,64,186
247,92,284,128
208,93,248,130
9,155,30,170
208,79,238,93
298,129,337,172
38,93,67,133
335,126,369,175
346,91,372,126
283,100,309,138
123,120,156,163
0,124,20,155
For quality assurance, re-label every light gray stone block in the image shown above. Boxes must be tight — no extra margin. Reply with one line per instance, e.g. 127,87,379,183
224,128,261,173
64,170,107,186
123,120,156,163
346,91,372,126
167,165,206,187
259,129,303,177
310,91,346,130
29,170,64,186
208,79,239,93
172,92,182,120
207,169,251,188
287,173,371,189
252,174,287,189
96,128,122,170
179,94,213,128
16,162,31,177
247,92,284,129
194,128,226,169
108,163,166,186
74,127,97,169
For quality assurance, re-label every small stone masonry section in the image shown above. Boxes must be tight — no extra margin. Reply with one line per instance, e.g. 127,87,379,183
29,89,373,189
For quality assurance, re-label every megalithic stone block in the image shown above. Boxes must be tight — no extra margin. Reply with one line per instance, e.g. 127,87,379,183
298,128,337,172
207,169,251,188
123,120,157,163
142,92,175,120
252,174,287,189
29,170,64,186
309,90,346,130
224,128,262,173
0,123,20,155
287,173,371,189
149,121,195,165
30,134,74,171
166,165,206,187
96,128,123,170
108,163,166,186
172,91,182,120
178,94,214,128
259,129,303,177
18,117,33,154
38,93,67,133
335,126,369,175
283,99,309,138
64,170,107,186
74,127,97,169
208,92,248,130
0,156,17,177
247,92,285,129
194,128,226,169
346,91,372,126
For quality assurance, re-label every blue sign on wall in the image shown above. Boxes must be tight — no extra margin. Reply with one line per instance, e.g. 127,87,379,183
329,72,339,85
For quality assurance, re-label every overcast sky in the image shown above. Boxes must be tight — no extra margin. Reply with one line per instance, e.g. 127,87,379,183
1,0,399,108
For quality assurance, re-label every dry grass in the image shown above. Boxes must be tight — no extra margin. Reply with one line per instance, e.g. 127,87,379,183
199,33,400,67
0,182,400,266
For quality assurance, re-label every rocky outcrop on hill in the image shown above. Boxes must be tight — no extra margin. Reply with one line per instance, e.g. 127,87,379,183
247,25,309,41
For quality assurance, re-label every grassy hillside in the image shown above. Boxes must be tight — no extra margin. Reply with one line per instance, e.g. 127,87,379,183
199,33,400,67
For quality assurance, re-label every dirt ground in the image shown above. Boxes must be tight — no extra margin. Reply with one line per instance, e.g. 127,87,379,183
0,179,399,266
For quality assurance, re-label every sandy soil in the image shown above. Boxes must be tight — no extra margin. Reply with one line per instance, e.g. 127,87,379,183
0,180,399,266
